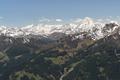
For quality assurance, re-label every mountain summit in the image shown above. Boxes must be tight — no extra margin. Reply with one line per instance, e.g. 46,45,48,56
81,17,94,26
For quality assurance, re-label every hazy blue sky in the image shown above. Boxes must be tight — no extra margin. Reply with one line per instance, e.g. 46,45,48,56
0,0,120,26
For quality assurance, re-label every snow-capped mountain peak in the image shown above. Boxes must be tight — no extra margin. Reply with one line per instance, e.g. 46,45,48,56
0,17,119,41
81,17,94,26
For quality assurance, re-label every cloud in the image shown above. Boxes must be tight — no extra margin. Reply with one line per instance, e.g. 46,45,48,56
0,16,3,19
97,19,103,22
55,19,62,22
73,18,82,23
39,17,50,22
106,18,111,21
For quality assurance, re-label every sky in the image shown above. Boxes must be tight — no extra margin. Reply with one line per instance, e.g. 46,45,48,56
0,0,120,27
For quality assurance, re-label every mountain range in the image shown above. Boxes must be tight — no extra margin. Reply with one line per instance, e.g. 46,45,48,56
0,17,120,80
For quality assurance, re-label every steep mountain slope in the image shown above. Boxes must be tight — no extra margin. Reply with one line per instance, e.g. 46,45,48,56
62,32,120,80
